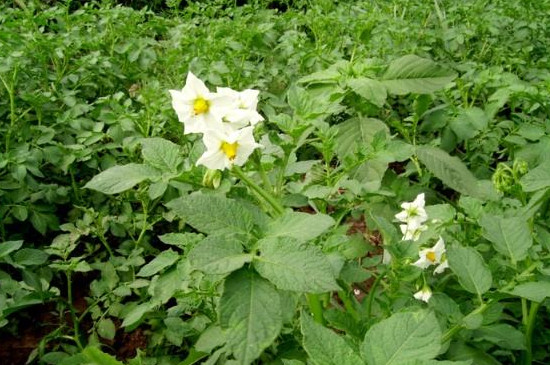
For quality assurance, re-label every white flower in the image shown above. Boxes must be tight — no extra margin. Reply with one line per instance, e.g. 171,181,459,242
413,237,446,269
395,193,428,225
216,87,264,128
169,72,233,134
196,126,261,170
434,260,449,275
400,220,428,241
414,286,432,303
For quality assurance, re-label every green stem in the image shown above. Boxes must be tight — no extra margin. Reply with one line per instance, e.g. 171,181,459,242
65,271,84,350
1,69,17,153
444,262,543,343
69,167,82,203
232,166,284,216
365,270,386,320
521,298,528,325
136,203,149,245
442,302,488,343
523,301,541,365
307,293,325,325
96,219,115,258
275,150,292,197
98,233,114,258
338,290,359,320
253,150,273,193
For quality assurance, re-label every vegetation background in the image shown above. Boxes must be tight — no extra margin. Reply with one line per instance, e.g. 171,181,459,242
1,0,549,364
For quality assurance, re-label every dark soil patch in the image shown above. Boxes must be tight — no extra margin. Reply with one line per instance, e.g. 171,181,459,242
0,305,58,365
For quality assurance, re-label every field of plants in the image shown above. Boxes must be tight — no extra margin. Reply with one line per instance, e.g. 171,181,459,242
1,0,550,364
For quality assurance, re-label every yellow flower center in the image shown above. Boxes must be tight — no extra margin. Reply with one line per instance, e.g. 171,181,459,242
426,251,437,262
193,97,209,115
220,141,238,161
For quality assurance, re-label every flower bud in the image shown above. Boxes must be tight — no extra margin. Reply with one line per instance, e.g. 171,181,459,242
202,169,222,189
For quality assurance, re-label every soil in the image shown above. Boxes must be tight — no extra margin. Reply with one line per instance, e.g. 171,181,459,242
0,274,148,365
0,305,58,365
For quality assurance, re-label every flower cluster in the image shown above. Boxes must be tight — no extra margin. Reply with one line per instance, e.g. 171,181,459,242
395,193,428,241
388,193,450,303
169,72,263,170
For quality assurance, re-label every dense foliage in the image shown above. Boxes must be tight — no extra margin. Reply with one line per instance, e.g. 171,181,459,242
1,0,550,364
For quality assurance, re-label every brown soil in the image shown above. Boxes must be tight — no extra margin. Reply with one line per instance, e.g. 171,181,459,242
0,271,148,364
0,305,58,365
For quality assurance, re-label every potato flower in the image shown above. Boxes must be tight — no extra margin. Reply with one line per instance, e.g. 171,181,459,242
196,126,261,170
395,193,428,225
169,72,233,134
216,87,264,128
396,193,429,241
412,237,449,274
400,220,428,241
413,286,432,303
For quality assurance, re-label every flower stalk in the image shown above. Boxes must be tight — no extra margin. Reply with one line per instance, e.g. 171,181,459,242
232,166,284,217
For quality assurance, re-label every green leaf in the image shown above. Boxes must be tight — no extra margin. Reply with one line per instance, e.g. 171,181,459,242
283,360,306,365
141,137,184,173
137,249,180,277
178,348,209,365
42,352,70,364
446,342,500,365
254,237,340,293
148,181,168,200
165,194,258,235
121,302,155,328
399,361,471,365
301,312,364,365
347,78,387,107
416,146,481,197
334,117,389,159
520,161,550,192
265,211,335,243
474,324,525,350
97,318,116,340
449,107,489,141
504,281,550,302
0,240,23,259
219,269,283,365
84,164,160,195
81,347,124,365
381,55,456,95
149,267,183,304
361,310,441,365
188,235,252,275
164,317,193,346
13,248,48,266
298,61,347,85
447,246,492,296
195,326,226,353
159,232,204,248
480,215,532,264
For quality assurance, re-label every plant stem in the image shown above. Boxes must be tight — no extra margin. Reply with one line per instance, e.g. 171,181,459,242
522,301,541,365
232,166,284,216
1,68,17,153
276,151,291,197
338,290,359,320
253,150,273,193
442,302,487,343
307,293,325,325
65,271,84,350
521,298,528,325
365,270,386,320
